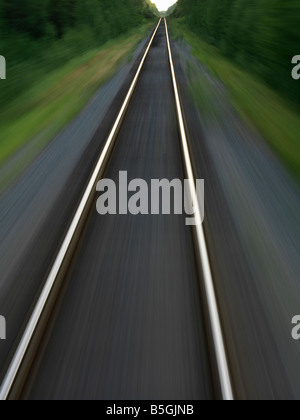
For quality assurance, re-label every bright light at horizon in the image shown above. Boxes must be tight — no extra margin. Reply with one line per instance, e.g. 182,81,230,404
153,0,177,12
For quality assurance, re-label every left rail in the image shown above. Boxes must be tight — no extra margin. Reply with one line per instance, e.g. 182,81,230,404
0,18,162,401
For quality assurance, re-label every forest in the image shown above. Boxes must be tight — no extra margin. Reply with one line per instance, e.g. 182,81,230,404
175,0,300,105
0,0,152,49
0,0,154,107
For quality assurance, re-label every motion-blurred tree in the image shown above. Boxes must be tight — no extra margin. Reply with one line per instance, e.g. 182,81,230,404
1,0,50,38
0,0,155,108
176,0,300,104
0,0,152,40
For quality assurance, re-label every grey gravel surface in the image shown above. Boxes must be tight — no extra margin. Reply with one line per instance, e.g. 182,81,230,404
21,21,214,400
1,20,300,400
173,39,300,399
0,31,152,381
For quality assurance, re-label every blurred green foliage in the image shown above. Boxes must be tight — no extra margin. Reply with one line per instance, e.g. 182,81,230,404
144,0,160,17
0,0,154,109
161,3,177,17
175,0,300,106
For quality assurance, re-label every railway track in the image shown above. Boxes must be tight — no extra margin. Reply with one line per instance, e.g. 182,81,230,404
0,19,233,401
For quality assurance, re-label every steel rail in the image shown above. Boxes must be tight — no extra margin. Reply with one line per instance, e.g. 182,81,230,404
0,18,162,401
164,17,234,401
1,18,234,401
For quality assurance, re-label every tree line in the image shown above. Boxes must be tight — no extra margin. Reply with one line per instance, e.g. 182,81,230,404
0,0,153,107
0,0,152,41
0,0,154,64
175,0,300,106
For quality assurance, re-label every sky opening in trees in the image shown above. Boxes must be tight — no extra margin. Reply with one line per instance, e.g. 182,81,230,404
153,0,177,12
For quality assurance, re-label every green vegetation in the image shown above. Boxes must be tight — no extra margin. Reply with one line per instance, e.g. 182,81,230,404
174,0,300,107
0,1,155,172
0,26,151,169
170,20,300,180
0,0,154,111
162,3,178,17
144,0,160,17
